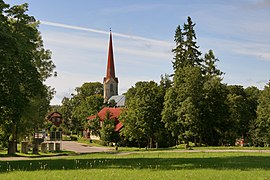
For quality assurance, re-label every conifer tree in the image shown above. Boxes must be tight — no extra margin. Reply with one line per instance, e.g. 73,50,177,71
163,17,228,147
172,16,202,71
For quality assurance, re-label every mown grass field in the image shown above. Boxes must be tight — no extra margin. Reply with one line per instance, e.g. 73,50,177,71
1,151,270,179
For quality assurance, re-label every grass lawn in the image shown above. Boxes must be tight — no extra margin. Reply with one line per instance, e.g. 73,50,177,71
1,151,270,179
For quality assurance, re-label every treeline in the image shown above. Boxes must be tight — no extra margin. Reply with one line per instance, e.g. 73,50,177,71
120,17,270,148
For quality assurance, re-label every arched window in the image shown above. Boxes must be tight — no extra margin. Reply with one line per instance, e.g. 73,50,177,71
110,84,114,93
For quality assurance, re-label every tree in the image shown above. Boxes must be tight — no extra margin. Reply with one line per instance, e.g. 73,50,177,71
254,82,270,146
162,65,203,147
88,115,101,138
59,82,103,135
0,2,56,154
163,17,204,148
100,111,119,145
200,77,228,145
163,17,229,148
120,81,164,148
172,16,202,71
20,86,54,139
199,49,228,145
245,86,260,145
203,50,222,77
224,85,255,144
59,97,73,133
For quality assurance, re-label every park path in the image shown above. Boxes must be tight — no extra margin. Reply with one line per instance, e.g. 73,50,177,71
1,144,270,161
61,141,112,154
0,141,113,161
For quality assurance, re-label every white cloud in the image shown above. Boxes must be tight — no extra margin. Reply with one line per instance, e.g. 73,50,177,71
40,21,171,46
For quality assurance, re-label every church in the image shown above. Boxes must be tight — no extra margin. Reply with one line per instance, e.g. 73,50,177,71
87,30,124,139
103,30,125,106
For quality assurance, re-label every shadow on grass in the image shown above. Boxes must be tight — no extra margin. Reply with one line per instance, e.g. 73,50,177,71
0,151,74,158
1,155,270,173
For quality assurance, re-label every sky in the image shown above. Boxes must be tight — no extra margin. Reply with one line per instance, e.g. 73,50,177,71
5,0,270,105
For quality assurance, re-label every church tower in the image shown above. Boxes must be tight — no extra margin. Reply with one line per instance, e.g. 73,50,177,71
103,30,118,102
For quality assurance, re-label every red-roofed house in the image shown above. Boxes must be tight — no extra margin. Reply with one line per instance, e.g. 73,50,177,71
87,107,123,140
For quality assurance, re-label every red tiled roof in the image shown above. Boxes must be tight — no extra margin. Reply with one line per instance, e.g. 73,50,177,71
115,122,123,132
88,115,96,120
87,107,123,132
88,107,122,120
99,107,121,120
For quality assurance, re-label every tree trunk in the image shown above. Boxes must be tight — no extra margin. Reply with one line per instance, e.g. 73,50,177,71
8,124,17,155
8,141,16,155
149,137,153,149
185,140,189,150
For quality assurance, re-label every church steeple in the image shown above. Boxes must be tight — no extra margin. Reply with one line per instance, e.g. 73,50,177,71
105,30,118,82
103,30,118,102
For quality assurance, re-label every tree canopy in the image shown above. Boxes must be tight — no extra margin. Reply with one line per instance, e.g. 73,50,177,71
0,1,56,153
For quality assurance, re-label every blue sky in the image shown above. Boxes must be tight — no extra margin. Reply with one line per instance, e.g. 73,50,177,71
6,0,270,105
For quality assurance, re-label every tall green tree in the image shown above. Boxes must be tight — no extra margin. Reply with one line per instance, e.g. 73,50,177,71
0,2,55,154
163,17,231,147
172,16,202,70
163,17,204,148
120,81,164,148
162,65,203,147
254,82,270,146
245,86,260,145
199,50,228,145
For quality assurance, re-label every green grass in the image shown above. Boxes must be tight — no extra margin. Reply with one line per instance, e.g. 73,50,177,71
1,151,270,179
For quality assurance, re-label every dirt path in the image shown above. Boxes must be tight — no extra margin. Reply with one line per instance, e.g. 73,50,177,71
61,141,113,153
1,143,270,161
0,141,113,161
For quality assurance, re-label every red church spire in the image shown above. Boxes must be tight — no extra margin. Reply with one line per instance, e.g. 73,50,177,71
105,29,117,82
103,29,119,101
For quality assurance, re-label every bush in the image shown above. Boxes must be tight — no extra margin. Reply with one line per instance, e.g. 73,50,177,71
70,136,78,141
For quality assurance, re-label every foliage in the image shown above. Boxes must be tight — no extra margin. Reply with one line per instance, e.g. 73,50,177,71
88,116,101,138
172,16,202,70
100,111,119,145
0,1,55,153
200,77,228,145
59,82,104,135
120,81,165,148
163,65,203,147
254,82,270,146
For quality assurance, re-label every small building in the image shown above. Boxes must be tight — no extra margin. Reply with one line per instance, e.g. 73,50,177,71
47,111,63,127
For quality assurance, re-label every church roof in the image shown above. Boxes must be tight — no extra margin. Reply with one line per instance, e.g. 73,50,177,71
87,107,123,132
96,107,122,120
108,95,125,107
104,30,118,83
